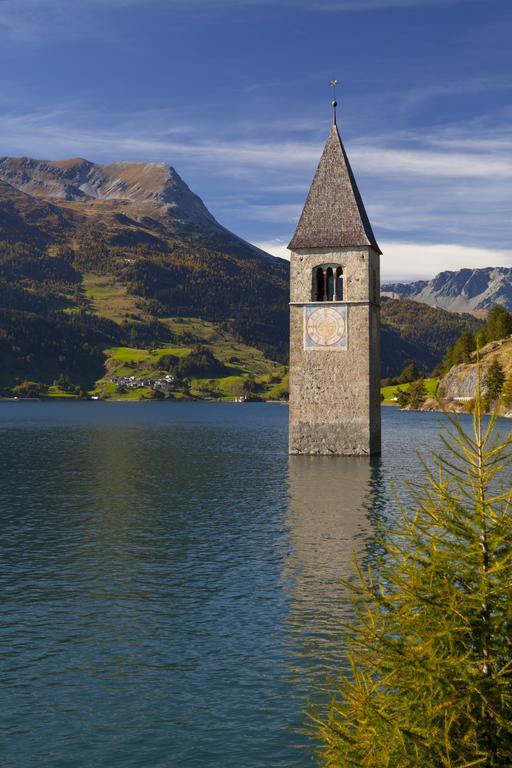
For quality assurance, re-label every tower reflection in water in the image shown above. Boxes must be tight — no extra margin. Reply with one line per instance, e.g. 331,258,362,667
285,455,383,706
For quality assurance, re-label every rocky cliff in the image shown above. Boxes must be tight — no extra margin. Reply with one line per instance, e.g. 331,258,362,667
439,336,512,400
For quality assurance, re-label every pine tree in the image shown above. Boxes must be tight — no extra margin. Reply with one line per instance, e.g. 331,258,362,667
408,377,427,409
455,331,476,364
484,360,506,411
485,306,512,342
442,331,475,373
475,328,489,349
313,400,512,766
398,361,419,385
394,386,409,408
502,378,512,408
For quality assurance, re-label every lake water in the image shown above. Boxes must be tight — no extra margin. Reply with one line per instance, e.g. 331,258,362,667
1,403,507,768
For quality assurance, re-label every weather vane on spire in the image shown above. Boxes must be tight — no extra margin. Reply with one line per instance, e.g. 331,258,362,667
330,79,338,126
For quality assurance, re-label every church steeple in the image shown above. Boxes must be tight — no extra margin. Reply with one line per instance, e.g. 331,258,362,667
288,124,381,254
287,98,382,456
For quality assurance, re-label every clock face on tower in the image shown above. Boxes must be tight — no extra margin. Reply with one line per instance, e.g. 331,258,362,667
304,305,348,350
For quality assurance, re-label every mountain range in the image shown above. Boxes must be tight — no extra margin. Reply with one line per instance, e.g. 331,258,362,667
0,156,273,260
382,267,512,315
0,155,489,395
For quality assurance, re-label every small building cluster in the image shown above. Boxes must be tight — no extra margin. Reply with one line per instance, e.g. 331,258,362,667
111,374,175,391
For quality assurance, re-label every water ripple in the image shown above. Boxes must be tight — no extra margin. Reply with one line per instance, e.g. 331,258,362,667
1,403,509,767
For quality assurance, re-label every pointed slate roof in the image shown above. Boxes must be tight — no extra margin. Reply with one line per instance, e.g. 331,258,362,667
288,124,381,254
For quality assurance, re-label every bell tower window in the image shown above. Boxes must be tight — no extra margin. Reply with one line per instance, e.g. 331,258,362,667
313,264,344,302
335,267,343,301
315,267,325,301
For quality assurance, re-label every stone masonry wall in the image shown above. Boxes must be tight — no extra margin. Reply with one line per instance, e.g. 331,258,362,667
289,247,381,455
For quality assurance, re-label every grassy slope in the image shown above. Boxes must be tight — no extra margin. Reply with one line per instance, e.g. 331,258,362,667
84,274,287,400
99,337,287,401
1,241,484,401
381,377,439,403
0,163,490,399
83,274,141,323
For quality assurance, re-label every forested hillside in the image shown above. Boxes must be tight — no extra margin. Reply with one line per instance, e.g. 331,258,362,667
380,298,482,377
0,156,487,397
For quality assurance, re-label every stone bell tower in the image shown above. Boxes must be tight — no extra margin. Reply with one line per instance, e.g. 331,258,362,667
288,99,382,456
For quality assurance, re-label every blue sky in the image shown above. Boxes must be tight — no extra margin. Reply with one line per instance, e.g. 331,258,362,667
0,0,511,280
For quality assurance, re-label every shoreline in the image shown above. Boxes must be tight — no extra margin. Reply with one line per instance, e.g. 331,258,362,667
386,400,512,419
2,398,510,418
0,396,288,404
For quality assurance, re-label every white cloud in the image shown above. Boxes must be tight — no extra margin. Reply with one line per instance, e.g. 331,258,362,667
2,106,512,181
379,242,512,281
242,203,302,223
252,239,292,260
0,104,511,256
255,239,512,282
399,76,512,112
351,145,512,180
0,108,320,169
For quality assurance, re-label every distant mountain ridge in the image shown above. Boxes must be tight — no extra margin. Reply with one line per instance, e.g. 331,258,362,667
0,155,289,372
0,155,270,261
0,155,214,210
382,267,512,315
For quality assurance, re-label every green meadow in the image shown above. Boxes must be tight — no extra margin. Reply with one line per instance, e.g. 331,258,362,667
95,318,289,401
381,377,439,404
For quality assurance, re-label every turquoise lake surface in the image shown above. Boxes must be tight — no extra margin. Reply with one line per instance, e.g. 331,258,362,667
1,403,507,767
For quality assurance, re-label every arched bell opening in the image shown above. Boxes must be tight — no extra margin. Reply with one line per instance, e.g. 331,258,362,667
315,267,325,301
335,267,343,301
312,264,344,302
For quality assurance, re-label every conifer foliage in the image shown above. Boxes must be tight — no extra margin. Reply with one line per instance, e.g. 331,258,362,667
484,361,506,411
443,305,512,374
315,403,512,766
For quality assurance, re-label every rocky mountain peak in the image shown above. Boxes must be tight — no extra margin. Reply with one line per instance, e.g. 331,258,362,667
0,156,217,229
0,154,272,261
382,267,512,314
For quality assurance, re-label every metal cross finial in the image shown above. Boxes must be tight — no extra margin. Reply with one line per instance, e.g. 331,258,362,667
330,79,338,126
